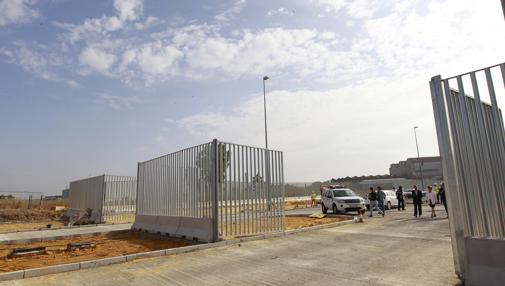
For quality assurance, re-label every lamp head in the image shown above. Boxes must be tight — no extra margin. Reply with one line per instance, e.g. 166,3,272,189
263,76,269,81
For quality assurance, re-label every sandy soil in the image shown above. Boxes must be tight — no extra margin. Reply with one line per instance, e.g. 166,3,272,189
284,200,317,210
0,221,65,233
0,231,191,272
286,215,350,230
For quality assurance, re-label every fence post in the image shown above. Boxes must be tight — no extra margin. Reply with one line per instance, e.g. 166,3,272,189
430,75,466,278
212,139,219,242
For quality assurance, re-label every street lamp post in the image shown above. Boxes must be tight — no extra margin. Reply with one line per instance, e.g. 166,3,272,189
263,76,271,212
413,126,425,191
263,76,269,149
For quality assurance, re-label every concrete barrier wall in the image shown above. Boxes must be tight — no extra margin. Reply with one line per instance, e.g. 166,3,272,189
133,215,213,242
465,237,505,286
69,175,105,213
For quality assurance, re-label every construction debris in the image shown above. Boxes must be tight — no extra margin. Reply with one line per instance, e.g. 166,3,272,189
66,242,96,251
309,212,327,219
7,246,47,258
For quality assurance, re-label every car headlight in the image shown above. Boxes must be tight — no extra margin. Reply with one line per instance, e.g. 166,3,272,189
336,200,345,203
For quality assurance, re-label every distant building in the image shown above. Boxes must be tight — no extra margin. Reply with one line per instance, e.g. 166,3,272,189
62,188,69,199
44,195,63,201
390,156,443,179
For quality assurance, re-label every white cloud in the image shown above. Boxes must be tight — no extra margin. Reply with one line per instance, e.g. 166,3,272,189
56,0,144,43
0,43,60,81
66,79,79,88
113,0,143,21
214,0,247,23
136,42,183,76
0,0,39,26
362,0,505,76
79,47,117,73
311,0,379,19
176,75,439,180
98,92,141,110
267,7,294,17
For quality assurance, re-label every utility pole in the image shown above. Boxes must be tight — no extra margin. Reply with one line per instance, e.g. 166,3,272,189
414,126,425,191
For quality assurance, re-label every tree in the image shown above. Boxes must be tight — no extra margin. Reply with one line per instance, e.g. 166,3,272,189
195,142,231,185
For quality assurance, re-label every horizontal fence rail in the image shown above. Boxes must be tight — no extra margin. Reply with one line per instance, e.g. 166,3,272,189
135,140,285,241
430,62,505,281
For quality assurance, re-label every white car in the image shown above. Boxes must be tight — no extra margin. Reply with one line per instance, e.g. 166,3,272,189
364,190,398,210
383,190,399,210
321,188,366,214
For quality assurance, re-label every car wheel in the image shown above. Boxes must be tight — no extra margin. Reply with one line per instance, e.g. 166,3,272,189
322,204,327,214
332,204,339,214
387,202,392,210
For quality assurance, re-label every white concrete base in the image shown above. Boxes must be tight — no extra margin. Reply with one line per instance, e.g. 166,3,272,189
132,215,213,242
465,237,505,286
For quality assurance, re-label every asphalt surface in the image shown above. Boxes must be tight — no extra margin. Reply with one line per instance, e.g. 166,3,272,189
0,205,459,286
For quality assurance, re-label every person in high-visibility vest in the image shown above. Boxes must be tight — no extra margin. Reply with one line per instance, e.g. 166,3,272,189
433,183,440,204
310,191,317,207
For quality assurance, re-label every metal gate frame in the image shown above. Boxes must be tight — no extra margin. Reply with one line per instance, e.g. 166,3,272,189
134,139,285,242
430,63,505,285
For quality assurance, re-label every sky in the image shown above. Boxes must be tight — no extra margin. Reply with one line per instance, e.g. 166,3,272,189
0,0,504,195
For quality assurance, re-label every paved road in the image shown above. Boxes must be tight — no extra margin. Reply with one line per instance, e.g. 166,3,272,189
0,224,131,243
1,205,459,286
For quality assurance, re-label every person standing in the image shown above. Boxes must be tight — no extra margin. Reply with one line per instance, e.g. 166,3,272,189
434,183,440,204
427,186,437,218
396,186,405,211
377,186,386,217
368,187,378,217
310,190,317,207
412,185,423,217
439,182,448,218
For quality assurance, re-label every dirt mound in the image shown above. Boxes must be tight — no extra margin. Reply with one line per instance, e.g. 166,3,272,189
0,231,191,272
286,215,350,230
0,209,62,223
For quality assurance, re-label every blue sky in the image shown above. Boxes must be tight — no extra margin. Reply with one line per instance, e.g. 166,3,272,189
0,0,504,195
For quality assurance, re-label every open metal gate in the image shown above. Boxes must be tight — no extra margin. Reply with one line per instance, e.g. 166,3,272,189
430,63,505,285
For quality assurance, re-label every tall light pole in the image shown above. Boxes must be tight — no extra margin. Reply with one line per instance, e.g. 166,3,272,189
263,76,271,211
263,76,269,149
413,126,425,191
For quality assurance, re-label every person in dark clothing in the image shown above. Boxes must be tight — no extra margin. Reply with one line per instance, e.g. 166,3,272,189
412,185,423,217
396,186,405,211
368,187,378,217
439,182,448,218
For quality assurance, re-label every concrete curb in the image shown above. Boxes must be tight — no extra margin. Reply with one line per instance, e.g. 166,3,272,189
0,218,354,282
24,263,80,278
0,270,24,282
0,223,132,236
0,229,129,245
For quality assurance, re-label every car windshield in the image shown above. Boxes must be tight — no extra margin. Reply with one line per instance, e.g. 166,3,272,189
333,189,355,197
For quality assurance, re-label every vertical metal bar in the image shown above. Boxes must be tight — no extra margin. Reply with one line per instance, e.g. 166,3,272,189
253,147,258,234
484,68,505,236
212,140,219,242
470,72,495,237
431,76,465,276
233,144,237,236
457,76,486,236
240,145,245,235
245,146,250,234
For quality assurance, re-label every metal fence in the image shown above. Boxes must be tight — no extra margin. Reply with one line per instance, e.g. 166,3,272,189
430,62,505,285
69,175,137,223
135,139,285,242
102,175,137,223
